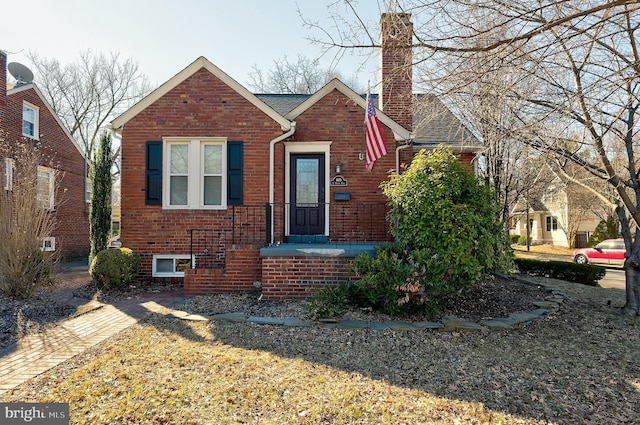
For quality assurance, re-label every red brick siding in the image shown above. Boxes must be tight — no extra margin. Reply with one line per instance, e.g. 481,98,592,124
261,256,354,300
379,13,413,131
120,69,285,281
2,80,89,258
183,244,261,295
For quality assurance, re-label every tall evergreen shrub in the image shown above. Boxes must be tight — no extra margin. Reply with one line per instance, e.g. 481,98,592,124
90,131,114,261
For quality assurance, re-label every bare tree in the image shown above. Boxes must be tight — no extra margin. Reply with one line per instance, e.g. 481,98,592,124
248,54,363,94
310,0,640,314
27,50,152,159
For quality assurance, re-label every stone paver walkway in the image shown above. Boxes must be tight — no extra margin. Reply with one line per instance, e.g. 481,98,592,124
0,295,177,397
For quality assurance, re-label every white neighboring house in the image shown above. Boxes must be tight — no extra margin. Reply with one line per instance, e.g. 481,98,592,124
510,172,603,248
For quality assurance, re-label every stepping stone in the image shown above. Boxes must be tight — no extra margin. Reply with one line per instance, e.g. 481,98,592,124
210,312,246,322
183,314,209,322
413,321,444,330
336,320,370,329
532,301,559,309
369,322,390,331
247,316,284,325
383,321,418,331
282,317,312,327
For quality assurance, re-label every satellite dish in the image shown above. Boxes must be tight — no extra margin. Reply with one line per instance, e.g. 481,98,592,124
8,62,34,86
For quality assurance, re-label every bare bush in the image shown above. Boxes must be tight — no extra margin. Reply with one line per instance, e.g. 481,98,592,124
0,144,58,298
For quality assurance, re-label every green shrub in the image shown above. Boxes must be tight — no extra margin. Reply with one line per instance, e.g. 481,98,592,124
510,234,521,244
304,283,354,320
382,148,513,289
90,247,140,289
517,235,531,246
348,244,455,318
587,217,618,247
514,258,605,286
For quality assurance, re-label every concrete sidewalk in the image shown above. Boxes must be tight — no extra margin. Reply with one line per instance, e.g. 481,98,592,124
0,292,182,397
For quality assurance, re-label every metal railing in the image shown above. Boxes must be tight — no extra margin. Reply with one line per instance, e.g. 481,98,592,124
190,202,391,270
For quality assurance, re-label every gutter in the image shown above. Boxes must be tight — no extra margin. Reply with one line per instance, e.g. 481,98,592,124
269,121,297,244
395,138,414,174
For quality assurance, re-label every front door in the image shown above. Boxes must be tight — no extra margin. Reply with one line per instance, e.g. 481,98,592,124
290,154,325,237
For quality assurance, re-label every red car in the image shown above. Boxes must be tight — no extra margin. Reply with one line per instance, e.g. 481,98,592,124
573,238,626,266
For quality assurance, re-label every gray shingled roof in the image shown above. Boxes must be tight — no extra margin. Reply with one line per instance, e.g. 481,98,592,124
255,92,480,148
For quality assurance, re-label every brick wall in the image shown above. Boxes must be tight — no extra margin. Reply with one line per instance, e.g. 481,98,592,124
261,255,354,300
120,69,285,281
379,13,413,131
183,244,261,295
2,79,89,258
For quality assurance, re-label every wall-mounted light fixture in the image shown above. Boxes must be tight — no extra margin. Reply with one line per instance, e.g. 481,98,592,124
335,161,343,175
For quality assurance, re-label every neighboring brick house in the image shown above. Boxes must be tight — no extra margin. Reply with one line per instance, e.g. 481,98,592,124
1,51,90,258
111,13,480,299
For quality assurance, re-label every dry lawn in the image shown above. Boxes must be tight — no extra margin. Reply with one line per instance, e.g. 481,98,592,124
512,244,574,256
2,278,640,424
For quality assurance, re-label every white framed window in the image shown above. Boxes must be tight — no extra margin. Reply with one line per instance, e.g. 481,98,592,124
37,166,55,210
22,102,39,139
163,138,227,209
152,255,194,277
4,158,14,191
546,216,558,232
40,237,56,252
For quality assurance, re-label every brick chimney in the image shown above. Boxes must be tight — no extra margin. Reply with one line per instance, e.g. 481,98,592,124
0,50,6,134
378,13,413,132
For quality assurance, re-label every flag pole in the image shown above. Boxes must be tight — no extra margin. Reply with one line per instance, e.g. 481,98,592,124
360,81,370,162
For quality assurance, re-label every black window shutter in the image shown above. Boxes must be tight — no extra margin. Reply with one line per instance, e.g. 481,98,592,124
145,141,162,205
227,141,243,205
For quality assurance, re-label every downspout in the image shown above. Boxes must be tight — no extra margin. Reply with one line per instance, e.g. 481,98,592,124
269,121,297,244
395,139,413,174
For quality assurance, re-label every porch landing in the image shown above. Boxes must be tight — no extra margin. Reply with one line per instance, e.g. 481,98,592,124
259,242,380,258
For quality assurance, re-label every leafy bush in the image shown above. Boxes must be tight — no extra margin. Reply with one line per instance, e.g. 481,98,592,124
514,258,605,286
90,247,140,289
382,148,513,289
587,217,618,247
304,283,354,319
349,244,455,318
517,235,531,246
510,234,521,244
306,244,460,320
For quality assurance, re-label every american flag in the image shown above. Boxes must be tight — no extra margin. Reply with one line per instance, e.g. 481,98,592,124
365,88,387,171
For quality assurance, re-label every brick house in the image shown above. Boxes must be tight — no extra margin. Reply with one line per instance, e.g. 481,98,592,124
111,14,480,299
1,51,90,259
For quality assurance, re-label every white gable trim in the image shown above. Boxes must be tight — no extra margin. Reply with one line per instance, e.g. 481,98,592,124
285,78,412,142
111,56,291,132
8,84,86,160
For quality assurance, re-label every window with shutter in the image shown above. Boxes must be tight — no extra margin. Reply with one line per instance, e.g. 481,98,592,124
145,141,163,205
227,141,243,205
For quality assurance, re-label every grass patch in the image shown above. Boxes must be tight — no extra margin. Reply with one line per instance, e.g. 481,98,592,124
2,279,639,424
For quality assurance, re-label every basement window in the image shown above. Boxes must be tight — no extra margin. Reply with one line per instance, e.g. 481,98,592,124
40,237,56,252
152,255,193,277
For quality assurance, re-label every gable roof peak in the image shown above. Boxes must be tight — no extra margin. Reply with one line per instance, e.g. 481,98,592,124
111,56,291,132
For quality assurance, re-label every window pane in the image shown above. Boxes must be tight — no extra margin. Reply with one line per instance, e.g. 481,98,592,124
37,170,52,208
23,105,34,121
170,176,188,205
203,176,222,205
170,144,189,174
296,158,319,205
204,145,222,174
156,258,174,273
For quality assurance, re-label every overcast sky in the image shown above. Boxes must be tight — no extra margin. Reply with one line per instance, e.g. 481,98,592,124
2,0,385,91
